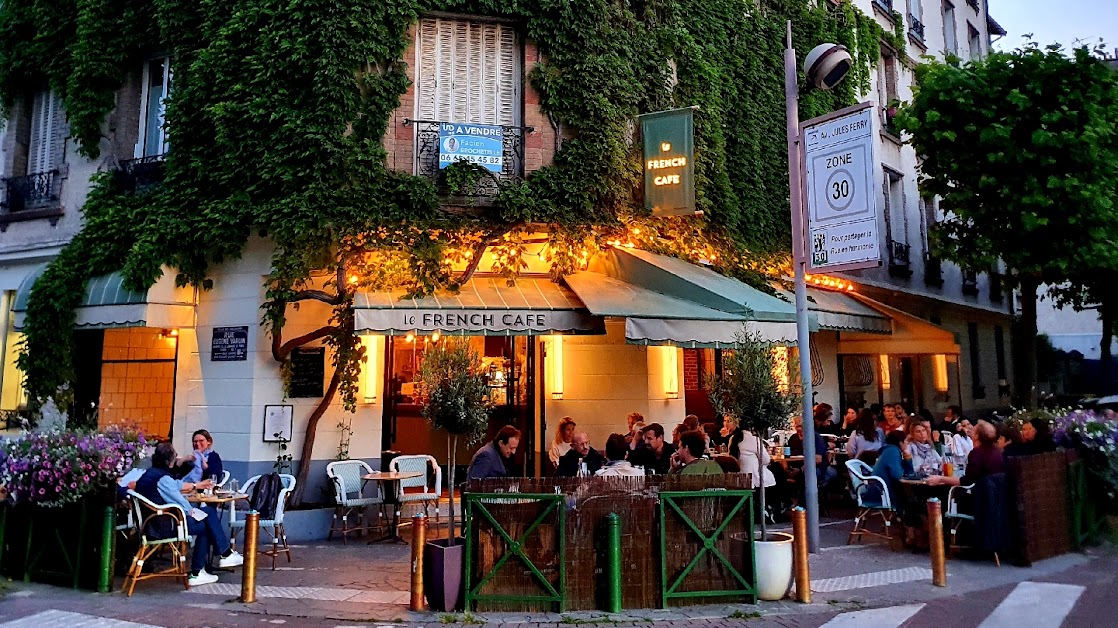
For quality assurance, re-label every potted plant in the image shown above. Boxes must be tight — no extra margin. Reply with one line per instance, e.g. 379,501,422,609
415,338,492,611
706,329,801,601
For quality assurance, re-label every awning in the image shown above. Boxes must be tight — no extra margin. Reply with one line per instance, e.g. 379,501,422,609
836,294,960,355
12,264,196,330
354,276,604,336
780,287,891,334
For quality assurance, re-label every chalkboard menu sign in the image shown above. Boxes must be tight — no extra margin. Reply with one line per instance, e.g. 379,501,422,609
290,347,326,398
211,326,249,361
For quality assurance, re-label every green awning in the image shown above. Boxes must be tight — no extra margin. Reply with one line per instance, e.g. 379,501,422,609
12,264,196,330
776,286,892,334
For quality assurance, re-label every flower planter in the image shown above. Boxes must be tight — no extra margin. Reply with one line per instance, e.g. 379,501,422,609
0,496,116,591
753,532,794,601
424,537,465,612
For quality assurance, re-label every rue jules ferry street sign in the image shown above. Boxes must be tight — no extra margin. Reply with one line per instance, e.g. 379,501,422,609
801,102,880,271
640,107,696,217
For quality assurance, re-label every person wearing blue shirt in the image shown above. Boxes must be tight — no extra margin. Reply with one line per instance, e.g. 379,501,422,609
467,426,520,480
869,430,914,506
183,429,224,484
134,442,242,586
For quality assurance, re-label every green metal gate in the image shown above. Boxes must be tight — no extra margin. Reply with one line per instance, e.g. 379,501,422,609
658,489,756,608
463,492,566,611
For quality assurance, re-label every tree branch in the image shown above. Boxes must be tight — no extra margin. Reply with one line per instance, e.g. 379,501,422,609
272,325,338,362
454,223,524,286
289,289,341,305
289,364,342,507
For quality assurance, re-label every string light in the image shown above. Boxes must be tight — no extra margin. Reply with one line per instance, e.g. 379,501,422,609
805,274,856,292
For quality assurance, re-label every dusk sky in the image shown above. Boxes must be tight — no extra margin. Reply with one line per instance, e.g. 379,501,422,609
988,0,1118,52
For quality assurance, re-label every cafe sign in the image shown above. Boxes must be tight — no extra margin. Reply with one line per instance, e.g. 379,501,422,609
640,107,696,217
355,308,605,336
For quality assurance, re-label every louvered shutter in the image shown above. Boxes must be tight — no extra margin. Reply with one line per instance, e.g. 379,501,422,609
417,18,519,126
28,91,63,175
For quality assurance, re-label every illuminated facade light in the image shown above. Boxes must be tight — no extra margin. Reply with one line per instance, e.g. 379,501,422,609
879,354,891,390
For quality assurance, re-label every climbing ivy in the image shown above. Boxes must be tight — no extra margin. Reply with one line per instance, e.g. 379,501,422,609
3,0,889,414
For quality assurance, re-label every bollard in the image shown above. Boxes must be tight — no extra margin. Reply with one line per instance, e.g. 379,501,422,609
98,505,114,593
791,507,811,603
606,513,622,613
927,498,947,587
410,513,427,611
241,511,260,603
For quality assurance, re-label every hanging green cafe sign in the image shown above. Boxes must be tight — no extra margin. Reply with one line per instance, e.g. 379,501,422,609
640,107,696,217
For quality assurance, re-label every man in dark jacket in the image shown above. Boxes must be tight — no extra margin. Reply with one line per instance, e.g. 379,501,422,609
467,426,521,480
630,423,676,475
556,432,606,476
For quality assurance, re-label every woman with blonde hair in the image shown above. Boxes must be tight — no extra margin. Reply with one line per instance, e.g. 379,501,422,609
548,416,577,468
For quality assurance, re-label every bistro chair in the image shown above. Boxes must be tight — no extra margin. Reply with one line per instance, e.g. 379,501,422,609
214,470,231,489
122,490,191,596
326,460,383,543
945,482,1001,566
390,454,443,524
845,459,895,544
230,473,296,570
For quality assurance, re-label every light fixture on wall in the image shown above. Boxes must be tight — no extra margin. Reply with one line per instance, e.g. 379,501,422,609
160,328,178,339
546,335,564,400
361,335,382,403
662,345,679,399
933,354,949,393
879,354,891,390
771,346,790,394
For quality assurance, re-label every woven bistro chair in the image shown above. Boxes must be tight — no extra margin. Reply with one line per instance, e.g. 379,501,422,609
230,473,296,569
389,454,443,524
123,490,191,596
326,460,383,543
845,459,896,544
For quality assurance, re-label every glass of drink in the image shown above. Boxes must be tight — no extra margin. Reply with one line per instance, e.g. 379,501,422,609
943,461,953,477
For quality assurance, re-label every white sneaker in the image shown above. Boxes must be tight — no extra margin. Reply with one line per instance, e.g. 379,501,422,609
188,569,219,586
217,550,244,568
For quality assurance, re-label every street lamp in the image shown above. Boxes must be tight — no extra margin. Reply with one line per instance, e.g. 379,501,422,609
785,24,852,553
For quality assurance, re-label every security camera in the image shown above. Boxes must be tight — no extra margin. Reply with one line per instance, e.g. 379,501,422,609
804,43,853,91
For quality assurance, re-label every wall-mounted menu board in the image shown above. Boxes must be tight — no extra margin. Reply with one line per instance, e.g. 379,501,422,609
290,347,326,398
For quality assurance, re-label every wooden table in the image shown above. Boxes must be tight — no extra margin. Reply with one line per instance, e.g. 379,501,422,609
362,472,424,543
186,492,248,571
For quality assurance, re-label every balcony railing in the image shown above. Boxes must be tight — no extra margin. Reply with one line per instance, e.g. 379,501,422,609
908,14,926,41
0,170,61,215
966,0,980,11
924,256,944,287
888,240,913,279
962,269,979,296
874,0,895,13
408,120,528,200
117,154,166,192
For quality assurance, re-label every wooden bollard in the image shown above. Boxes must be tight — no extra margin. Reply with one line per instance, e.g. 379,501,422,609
410,513,427,611
241,512,259,603
791,507,811,603
927,498,947,587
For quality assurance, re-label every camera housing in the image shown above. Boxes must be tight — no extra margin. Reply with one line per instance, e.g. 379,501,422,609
804,44,853,90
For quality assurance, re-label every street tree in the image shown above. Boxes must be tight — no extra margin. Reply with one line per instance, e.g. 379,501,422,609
898,41,1118,406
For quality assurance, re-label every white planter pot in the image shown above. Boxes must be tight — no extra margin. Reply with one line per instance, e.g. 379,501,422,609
754,531,794,601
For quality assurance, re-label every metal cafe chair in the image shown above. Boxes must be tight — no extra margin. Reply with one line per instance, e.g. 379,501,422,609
122,490,191,596
845,459,896,544
326,459,383,543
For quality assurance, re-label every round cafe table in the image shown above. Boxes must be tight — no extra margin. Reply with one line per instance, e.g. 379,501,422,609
186,492,249,571
361,471,424,543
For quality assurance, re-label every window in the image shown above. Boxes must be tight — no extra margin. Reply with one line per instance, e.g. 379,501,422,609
942,1,958,56
1,89,65,219
909,0,926,41
878,49,900,135
994,325,1007,380
135,57,171,158
416,18,520,127
967,22,982,60
28,90,65,176
968,322,985,399
883,167,911,277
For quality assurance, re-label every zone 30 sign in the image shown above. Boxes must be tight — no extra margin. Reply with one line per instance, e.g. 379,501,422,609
802,103,881,271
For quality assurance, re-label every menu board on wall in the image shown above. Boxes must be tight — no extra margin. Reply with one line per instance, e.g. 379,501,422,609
289,347,326,398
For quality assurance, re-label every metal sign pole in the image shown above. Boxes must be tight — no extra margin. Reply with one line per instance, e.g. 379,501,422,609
784,21,820,554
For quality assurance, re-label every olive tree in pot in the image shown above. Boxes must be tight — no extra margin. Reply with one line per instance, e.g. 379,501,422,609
706,329,801,601
416,338,491,611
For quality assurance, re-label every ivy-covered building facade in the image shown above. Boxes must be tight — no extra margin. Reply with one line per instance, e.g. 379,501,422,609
0,0,1009,506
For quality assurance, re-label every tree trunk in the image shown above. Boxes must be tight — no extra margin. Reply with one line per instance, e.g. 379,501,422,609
289,366,342,506
448,434,458,545
1101,297,1114,395
1017,276,1040,408
757,438,768,541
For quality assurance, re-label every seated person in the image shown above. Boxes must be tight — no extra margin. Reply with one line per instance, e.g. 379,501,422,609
556,432,606,476
670,430,723,475
1017,418,1057,455
134,442,243,586
629,423,676,475
184,429,224,484
788,417,838,487
927,420,1005,487
846,409,885,462
467,426,520,480
596,434,645,477
904,421,943,476
867,430,913,506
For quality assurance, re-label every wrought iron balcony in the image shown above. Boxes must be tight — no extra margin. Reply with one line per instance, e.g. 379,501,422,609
888,240,913,279
0,170,61,216
924,256,944,287
117,154,166,192
407,120,528,200
874,0,895,13
908,14,926,41
962,269,979,296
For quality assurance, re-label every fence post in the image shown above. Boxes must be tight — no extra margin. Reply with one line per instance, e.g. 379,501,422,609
410,513,427,611
241,512,260,603
98,505,114,593
927,498,946,587
791,507,811,603
606,512,622,612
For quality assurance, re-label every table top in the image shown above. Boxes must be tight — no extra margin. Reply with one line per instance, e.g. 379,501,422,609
362,471,424,482
900,478,930,486
187,492,248,504
774,455,805,463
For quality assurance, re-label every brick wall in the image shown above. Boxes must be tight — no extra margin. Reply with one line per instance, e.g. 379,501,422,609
522,41,556,174
683,348,700,391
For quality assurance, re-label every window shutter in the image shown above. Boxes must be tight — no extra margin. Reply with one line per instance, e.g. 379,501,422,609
497,25,518,126
417,18,519,126
417,18,439,121
29,91,62,174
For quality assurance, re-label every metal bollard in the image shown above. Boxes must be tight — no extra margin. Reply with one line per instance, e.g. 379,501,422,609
606,513,622,612
410,513,427,611
98,505,114,593
927,498,947,587
791,507,811,603
241,511,260,603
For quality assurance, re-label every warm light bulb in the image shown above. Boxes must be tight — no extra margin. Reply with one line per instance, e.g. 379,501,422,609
405,333,415,343
431,331,441,343
348,275,358,284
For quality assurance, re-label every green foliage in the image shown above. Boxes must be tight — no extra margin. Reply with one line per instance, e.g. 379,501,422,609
706,329,801,436
416,338,492,443
6,0,887,409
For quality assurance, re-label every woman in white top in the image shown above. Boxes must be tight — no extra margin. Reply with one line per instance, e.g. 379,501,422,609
946,419,974,470
728,426,775,489
548,417,576,468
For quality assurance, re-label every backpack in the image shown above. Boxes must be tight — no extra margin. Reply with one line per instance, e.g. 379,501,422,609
249,472,283,520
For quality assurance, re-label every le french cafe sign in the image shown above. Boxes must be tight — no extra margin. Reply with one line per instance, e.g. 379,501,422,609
354,309,604,335
640,107,696,217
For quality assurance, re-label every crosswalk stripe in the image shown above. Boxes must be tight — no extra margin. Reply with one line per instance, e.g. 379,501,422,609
820,603,925,627
0,610,159,628
977,581,1085,628
811,567,933,592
